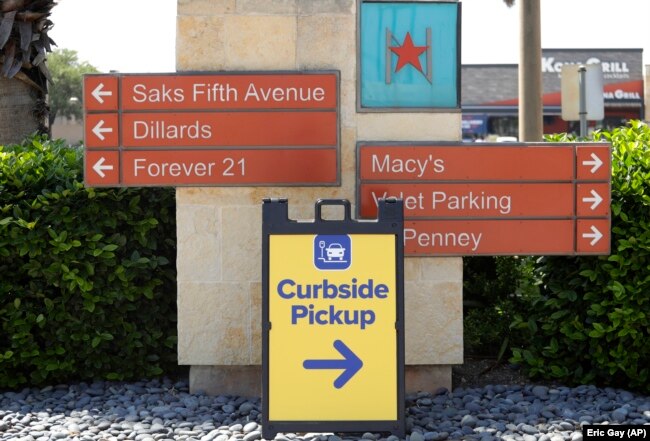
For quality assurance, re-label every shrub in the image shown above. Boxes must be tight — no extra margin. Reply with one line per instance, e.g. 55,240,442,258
510,121,650,393
463,256,537,357
0,136,177,388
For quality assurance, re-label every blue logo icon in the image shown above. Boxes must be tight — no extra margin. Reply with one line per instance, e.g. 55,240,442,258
314,235,351,270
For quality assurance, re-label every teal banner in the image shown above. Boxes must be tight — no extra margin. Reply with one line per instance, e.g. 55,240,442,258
359,1,460,109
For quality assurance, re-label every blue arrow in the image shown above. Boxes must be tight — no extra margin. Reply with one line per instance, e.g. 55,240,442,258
303,340,363,389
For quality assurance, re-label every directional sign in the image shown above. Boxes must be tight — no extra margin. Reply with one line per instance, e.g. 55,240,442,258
303,339,363,389
84,114,118,148
358,145,575,181
404,219,574,255
83,75,118,111
268,233,397,419
359,182,575,218
119,149,337,186
262,199,405,439
577,219,610,254
120,74,337,110
577,145,610,180
119,111,336,148
576,183,609,217
83,71,340,187
357,142,611,256
85,151,120,186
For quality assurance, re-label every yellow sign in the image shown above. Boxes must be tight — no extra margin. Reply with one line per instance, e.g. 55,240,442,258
268,233,397,421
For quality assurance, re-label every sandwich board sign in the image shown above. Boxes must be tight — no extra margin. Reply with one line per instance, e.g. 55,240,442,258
262,198,405,439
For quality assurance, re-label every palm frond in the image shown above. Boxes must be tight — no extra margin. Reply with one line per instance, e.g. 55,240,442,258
0,0,56,84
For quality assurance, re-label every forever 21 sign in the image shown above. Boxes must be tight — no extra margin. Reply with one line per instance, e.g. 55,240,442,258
83,72,340,187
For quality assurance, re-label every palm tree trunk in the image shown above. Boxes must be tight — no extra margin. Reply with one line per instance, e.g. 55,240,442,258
0,76,46,144
518,0,543,141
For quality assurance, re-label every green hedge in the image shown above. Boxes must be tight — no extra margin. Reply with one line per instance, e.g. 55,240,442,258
510,121,650,393
0,136,177,388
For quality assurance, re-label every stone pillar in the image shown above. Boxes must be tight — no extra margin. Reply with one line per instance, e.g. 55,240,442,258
175,0,462,397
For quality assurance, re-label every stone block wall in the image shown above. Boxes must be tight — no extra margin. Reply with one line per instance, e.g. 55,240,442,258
176,0,463,396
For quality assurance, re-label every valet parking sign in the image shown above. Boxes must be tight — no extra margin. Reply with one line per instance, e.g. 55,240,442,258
262,199,405,439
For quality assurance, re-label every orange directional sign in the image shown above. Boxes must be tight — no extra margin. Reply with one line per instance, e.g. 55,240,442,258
83,72,340,187
120,111,337,148
359,183,575,218
83,75,118,111
357,142,611,256
576,145,610,180
576,183,610,217
120,149,337,186
85,151,120,186
576,219,610,254
85,113,119,148
358,145,575,181
120,73,337,110
404,219,575,255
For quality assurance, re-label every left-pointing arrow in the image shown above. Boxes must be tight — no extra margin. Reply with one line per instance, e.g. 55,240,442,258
92,120,113,141
303,340,363,389
91,83,113,104
582,225,603,246
93,157,114,178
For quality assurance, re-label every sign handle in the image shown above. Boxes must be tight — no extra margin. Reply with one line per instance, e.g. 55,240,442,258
315,199,352,222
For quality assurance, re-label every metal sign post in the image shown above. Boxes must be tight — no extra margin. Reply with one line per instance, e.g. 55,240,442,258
579,65,587,137
262,198,405,439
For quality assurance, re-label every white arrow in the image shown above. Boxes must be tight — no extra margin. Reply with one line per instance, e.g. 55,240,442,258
582,189,603,210
92,157,114,178
92,120,113,141
582,225,603,246
582,153,603,174
91,83,113,104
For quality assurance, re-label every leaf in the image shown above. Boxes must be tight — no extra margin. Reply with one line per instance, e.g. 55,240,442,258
17,19,31,51
31,41,45,66
38,59,51,82
0,10,17,48
0,39,16,76
7,54,22,78
0,1,27,13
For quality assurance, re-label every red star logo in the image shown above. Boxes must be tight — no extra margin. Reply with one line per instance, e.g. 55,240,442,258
389,32,428,73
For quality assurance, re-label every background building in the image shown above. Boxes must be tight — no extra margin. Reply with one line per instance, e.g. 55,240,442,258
462,48,645,140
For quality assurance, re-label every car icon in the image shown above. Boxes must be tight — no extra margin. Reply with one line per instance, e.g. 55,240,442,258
325,243,345,260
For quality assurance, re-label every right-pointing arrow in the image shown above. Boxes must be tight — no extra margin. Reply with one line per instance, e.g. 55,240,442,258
92,120,113,141
582,225,603,246
582,189,603,210
303,340,363,389
582,153,603,174
93,157,114,178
